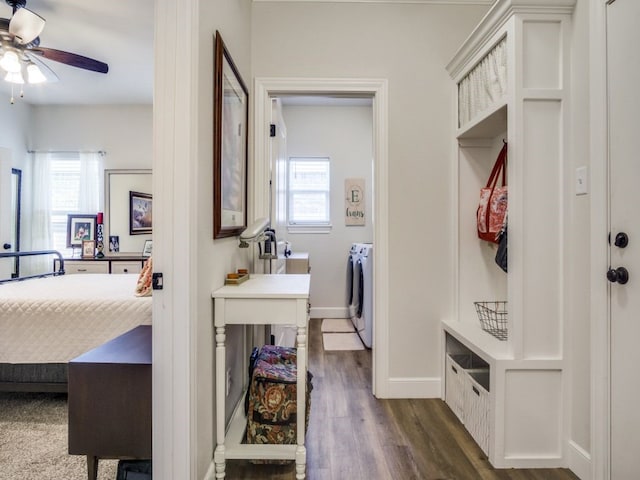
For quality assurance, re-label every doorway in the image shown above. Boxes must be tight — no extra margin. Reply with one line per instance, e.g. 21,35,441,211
254,78,390,397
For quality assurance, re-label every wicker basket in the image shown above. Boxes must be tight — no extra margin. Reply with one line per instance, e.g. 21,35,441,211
474,301,508,341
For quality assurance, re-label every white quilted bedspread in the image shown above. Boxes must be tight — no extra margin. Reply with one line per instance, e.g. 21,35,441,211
0,274,152,363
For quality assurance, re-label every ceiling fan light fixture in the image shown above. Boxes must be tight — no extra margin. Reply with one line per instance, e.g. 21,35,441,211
26,62,46,83
8,7,45,45
0,50,21,73
5,70,24,84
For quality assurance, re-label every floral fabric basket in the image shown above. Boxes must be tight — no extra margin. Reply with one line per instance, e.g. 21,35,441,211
245,345,312,461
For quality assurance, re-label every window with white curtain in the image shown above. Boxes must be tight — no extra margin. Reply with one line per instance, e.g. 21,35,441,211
287,156,331,227
29,151,102,261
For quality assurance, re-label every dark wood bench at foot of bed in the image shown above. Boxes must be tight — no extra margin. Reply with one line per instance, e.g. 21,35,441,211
68,324,152,480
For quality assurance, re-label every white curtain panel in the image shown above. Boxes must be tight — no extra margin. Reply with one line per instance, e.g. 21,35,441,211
458,37,507,128
23,152,53,275
78,151,101,213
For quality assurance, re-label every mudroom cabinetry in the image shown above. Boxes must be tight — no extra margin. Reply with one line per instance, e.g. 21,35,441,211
442,0,575,468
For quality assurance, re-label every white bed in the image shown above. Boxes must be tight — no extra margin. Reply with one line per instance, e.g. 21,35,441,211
0,274,152,391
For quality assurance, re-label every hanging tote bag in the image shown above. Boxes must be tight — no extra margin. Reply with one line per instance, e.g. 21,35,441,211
477,142,507,243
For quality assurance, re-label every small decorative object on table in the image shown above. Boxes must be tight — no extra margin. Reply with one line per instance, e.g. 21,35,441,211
225,269,249,285
474,301,508,340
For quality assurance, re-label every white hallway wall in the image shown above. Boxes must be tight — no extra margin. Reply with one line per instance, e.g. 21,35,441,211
252,2,488,383
282,103,373,316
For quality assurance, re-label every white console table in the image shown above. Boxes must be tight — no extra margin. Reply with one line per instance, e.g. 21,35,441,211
212,274,311,479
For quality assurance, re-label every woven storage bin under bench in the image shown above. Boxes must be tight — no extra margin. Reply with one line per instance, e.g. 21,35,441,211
444,351,490,456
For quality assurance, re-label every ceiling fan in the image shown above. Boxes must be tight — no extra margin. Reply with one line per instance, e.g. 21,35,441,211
0,0,108,101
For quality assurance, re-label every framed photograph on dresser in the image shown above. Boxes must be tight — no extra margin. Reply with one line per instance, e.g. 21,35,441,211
81,240,96,258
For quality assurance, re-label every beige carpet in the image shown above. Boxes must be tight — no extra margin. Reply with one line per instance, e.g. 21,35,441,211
0,392,118,480
322,332,365,351
321,318,355,333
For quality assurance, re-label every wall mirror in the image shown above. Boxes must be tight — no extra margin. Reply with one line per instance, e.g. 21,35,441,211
104,169,152,254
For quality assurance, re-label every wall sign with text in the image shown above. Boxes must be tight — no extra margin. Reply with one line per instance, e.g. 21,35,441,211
345,178,365,226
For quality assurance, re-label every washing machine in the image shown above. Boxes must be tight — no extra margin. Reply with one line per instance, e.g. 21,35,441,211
347,243,363,320
355,243,373,348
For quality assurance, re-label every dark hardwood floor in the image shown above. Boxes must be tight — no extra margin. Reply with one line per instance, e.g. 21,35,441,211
225,318,579,480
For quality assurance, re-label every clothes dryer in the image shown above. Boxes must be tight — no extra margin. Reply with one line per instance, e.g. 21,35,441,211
355,243,373,348
347,243,362,321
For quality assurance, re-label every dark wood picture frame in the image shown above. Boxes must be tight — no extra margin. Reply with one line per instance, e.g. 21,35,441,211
67,214,97,248
213,30,248,239
129,191,152,235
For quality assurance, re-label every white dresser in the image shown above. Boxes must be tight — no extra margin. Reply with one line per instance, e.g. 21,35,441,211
55,257,146,274
211,274,311,479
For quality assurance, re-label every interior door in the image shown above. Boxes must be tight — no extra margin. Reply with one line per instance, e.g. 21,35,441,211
270,97,287,274
607,1,640,477
0,148,15,280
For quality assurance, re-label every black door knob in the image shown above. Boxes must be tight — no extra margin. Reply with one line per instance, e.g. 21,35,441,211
607,266,629,285
3,243,10,250
614,232,629,248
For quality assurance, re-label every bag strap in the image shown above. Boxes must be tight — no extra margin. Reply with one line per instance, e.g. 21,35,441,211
485,142,508,189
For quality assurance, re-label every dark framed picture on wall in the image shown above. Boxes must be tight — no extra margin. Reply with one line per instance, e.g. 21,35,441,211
213,30,248,239
130,191,152,235
67,214,97,248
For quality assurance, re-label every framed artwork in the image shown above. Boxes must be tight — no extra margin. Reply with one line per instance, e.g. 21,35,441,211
81,240,96,258
213,30,248,239
130,191,152,235
142,239,153,257
67,214,97,248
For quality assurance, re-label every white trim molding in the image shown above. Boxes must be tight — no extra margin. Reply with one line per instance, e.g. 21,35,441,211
253,0,492,4
387,377,442,398
589,0,610,479
254,77,391,398
568,440,592,480
153,0,199,479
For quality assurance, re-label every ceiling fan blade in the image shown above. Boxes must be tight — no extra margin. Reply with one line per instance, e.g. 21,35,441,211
9,8,45,45
29,47,108,74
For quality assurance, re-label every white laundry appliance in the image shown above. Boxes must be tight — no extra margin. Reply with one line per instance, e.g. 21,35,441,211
354,243,373,348
347,243,363,320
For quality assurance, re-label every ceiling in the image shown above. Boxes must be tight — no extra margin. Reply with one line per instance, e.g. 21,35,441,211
0,0,153,105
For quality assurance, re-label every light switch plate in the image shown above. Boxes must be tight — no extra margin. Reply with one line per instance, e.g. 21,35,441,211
576,166,588,195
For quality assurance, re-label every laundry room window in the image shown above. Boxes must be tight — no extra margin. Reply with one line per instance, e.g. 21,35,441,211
287,156,331,232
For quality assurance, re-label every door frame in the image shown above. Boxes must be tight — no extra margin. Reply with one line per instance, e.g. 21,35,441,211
590,0,612,478
254,77,391,397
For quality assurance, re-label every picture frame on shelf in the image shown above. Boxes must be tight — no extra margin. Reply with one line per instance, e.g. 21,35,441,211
130,191,152,235
142,239,153,258
213,30,248,239
67,214,97,248
81,240,96,259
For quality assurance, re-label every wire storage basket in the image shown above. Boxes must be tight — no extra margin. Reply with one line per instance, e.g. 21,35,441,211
474,301,508,341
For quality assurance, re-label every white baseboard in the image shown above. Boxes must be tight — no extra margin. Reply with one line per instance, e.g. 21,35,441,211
567,440,591,480
310,307,349,319
204,461,215,480
382,376,441,399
